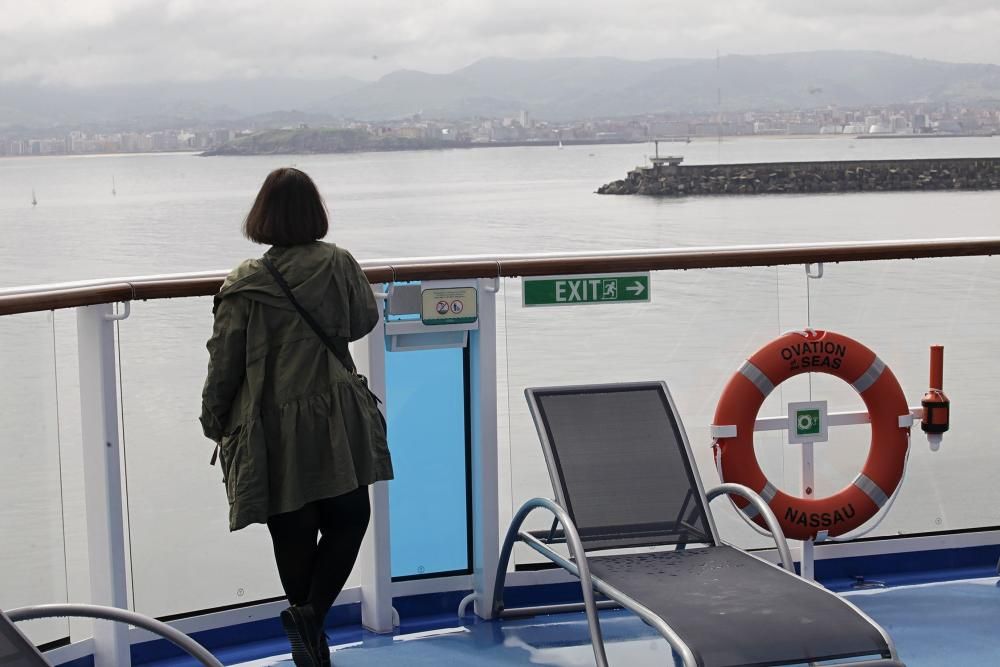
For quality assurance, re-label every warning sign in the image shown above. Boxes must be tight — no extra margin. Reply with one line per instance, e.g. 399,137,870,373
421,287,478,326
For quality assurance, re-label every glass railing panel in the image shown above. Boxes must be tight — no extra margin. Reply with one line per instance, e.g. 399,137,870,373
385,346,470,579
807,255,1000,537
116,298,367,619
0,312,70,644
498,266,814,561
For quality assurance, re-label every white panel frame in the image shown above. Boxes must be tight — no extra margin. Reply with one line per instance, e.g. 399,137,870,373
470,279,500,619
353,307,395,634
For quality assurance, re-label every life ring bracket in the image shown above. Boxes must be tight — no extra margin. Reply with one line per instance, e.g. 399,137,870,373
710,407,921,439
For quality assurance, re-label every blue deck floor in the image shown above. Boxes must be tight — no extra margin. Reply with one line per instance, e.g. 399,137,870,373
224,577,1000,667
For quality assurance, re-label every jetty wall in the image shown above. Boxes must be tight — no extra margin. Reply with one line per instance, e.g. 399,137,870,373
597,157,1000,196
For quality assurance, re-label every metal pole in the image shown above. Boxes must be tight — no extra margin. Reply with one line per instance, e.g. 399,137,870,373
75,304,131,666
801,441,815,580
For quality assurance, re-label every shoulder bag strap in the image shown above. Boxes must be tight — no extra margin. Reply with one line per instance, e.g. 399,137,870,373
261,255,357,374
260,255,387,433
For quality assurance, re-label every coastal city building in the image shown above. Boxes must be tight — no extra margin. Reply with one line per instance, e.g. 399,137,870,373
2,103,997,157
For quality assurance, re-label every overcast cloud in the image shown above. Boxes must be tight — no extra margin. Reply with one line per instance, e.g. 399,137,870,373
2,0,1000,86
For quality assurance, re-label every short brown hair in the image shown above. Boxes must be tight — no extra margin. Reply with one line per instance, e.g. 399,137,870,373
243,168,329,245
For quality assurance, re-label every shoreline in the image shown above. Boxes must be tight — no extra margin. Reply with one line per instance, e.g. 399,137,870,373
0,149,200,161
855,133,995,140
199,136,648,157
1,132,996,160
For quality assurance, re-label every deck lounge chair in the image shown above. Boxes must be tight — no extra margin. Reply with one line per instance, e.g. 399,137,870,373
492,381,904,667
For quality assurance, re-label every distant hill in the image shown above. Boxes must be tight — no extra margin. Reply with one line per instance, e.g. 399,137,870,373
0,77,365,129
318,51,1000,120
3,51,1000,129
309,57,693,120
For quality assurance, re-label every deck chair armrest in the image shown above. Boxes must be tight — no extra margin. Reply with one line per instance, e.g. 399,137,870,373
6,604,223,667
492,498,594,611
492,497,612,667
706,483,795,573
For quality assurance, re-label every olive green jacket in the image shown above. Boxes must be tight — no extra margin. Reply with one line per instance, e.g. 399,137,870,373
201,242,393,531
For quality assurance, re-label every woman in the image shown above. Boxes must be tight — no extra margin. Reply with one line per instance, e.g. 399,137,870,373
200,168,393,667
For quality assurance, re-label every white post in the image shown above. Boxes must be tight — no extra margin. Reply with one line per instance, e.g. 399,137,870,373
76,304,131,666
801,441,815,580
471,280,500,619
354,308,395,634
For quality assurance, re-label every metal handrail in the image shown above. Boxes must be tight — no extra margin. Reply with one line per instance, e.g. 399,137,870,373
0,237,998,316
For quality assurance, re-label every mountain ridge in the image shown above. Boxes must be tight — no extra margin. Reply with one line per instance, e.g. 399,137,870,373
3,51,1000,130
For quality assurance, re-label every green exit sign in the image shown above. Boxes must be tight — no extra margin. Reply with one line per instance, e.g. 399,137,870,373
522,273,650,307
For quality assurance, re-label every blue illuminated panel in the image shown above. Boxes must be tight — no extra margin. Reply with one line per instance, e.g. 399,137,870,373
385,346,470,579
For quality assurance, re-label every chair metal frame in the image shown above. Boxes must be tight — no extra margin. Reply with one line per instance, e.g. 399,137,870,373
5,604,223,667
491,381,904,667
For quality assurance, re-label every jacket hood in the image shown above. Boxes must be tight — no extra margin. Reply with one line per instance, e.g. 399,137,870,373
216,242,342,312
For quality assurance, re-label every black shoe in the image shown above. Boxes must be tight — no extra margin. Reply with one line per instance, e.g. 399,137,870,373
280,605,321,667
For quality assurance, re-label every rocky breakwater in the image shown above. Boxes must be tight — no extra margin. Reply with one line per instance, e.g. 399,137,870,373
597,157,1000,196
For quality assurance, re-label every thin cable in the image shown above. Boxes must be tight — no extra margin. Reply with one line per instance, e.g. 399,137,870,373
114,317,138,612
50,312,72,637
806,271,813,401
774,266,786,509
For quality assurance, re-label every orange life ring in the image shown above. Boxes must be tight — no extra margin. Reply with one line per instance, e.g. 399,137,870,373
712,329,909,541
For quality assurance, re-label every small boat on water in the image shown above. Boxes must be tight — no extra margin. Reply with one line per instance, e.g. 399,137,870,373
112,176,116,197
31,189,36,206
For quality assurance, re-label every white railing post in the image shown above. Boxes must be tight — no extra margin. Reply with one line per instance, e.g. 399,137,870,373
471,280,500,619
354,308,395,633
76,303,131,666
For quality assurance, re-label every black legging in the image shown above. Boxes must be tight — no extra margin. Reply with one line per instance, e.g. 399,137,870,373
266,486,371,625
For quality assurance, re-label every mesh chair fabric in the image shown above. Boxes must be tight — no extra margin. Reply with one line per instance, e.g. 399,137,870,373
532,385,713,551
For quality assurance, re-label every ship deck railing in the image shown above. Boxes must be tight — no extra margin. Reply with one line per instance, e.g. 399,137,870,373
0,237,999,666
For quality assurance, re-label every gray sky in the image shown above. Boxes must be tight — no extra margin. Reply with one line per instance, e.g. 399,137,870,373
3,0,999,86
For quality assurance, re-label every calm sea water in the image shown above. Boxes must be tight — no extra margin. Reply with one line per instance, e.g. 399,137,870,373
2,136,1000,284
1,136,999,642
